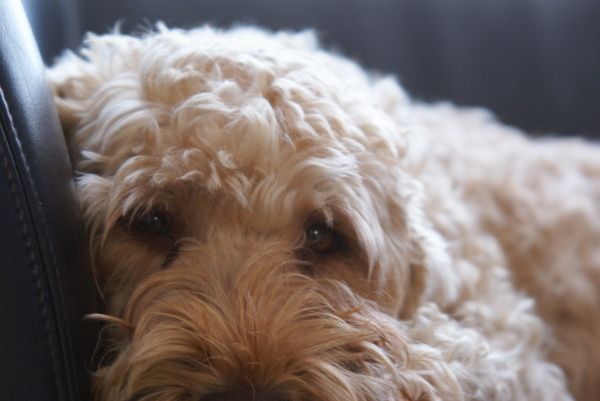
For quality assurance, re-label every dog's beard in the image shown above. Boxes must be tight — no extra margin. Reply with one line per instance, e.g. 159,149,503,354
91,265,462,401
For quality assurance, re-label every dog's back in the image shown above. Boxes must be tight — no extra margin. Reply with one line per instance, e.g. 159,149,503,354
398,100,600,400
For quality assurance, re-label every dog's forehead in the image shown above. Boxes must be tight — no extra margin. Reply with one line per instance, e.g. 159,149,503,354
107,37,374,199
115,137,363,220
70,28,404,183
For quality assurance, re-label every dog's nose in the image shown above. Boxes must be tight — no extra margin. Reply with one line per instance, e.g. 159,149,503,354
202,389,288,401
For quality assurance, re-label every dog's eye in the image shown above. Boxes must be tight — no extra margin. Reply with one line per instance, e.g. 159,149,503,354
305,225,338,253
131,212,171,237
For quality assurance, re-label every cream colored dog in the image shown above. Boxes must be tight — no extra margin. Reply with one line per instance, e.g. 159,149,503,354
48,25,600,401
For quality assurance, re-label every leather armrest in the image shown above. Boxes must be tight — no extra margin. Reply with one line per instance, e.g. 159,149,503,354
0,1,97,400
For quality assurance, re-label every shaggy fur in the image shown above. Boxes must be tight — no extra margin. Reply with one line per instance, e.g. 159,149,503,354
47,25,600,401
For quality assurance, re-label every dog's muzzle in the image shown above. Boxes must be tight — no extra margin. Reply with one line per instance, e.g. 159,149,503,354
92,265,409,401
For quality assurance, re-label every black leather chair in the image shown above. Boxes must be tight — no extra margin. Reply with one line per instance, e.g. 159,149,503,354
0,1,97,400
2,1,598,400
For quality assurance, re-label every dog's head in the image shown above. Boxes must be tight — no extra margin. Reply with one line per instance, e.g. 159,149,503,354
49,26,456,400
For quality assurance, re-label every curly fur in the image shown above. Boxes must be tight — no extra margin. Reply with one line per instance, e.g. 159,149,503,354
47,24,600,401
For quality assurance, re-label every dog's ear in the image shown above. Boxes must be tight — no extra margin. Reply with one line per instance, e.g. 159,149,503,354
47,32,142,138
47,50,92,134
369,172,459,319
403,215,458,317
47,32,144,172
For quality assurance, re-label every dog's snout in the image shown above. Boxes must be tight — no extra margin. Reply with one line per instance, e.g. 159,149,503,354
202,389,288,401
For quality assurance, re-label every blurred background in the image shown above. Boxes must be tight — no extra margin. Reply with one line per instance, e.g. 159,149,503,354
22,0,600,138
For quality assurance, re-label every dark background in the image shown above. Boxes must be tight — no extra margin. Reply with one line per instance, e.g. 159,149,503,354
23,0,600,138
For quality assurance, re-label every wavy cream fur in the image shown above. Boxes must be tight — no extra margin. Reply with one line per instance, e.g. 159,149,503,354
48,25,599,401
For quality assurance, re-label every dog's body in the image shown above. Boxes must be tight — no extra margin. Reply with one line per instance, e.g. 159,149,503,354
48,26,600,400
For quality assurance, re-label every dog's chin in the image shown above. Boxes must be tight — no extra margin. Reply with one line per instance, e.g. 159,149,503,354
91,267,459,401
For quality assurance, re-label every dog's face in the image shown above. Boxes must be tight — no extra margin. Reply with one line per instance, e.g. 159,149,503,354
49,27,452,401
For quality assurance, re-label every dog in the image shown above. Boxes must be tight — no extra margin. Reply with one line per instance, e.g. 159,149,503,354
48,25,600,401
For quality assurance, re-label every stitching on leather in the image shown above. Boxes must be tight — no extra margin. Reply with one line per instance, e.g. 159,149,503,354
0,84,66,401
